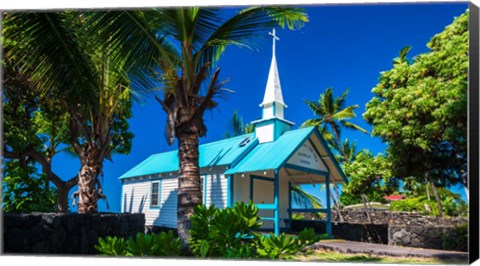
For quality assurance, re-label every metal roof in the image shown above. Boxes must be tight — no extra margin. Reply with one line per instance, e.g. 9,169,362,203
224,127,314,175
119,133,257,179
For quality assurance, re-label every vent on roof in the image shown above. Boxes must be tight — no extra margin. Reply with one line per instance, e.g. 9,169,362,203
238,137,252,147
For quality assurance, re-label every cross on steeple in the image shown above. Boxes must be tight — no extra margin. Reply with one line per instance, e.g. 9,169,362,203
269,28,280,54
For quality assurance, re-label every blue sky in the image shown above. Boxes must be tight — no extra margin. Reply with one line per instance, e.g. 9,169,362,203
50,2,469,212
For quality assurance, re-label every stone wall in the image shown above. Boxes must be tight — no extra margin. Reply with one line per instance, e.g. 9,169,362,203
389,225,468,252
3,212,145,254
332,209,468,226
292,210,468,251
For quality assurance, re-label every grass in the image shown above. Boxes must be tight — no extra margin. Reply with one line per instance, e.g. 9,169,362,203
294,250,468,264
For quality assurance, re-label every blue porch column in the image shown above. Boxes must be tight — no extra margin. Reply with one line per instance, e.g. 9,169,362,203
227,175,234,208
274,169,280,236
288,181,292,232
325,174,332,236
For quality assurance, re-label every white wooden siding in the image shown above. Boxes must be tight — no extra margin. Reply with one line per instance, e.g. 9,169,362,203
121,176,178,228
205,173,227,208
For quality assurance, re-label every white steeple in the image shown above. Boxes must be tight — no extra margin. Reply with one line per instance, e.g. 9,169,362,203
252,28,294,143
260,28,287,119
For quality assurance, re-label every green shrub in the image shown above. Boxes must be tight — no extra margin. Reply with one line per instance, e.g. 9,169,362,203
189,201,262,258
189,201,320,259
255,228,319,260
95,236,128,256
95,231,182,256
389,195,468,217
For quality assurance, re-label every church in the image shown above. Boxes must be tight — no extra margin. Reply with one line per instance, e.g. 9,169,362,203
119,29,348,236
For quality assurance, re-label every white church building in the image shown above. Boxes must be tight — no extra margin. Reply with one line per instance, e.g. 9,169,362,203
119,29,348,236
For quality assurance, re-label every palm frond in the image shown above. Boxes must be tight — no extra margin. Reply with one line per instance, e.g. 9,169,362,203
195,7,308,71
291,184,323,209
340,121,369,134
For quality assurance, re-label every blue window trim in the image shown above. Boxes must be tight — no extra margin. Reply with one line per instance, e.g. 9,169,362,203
288,181,292,231
150,180,161,209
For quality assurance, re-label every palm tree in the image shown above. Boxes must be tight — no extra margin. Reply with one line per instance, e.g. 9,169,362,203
3,12,135,213
291,184,323,209
88,7,308,247
302,88,368,161
225,110,254,138
335,138,358,165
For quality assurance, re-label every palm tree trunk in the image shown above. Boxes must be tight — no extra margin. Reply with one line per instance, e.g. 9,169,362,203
57,184,70,213
75,147,104,214
177,131,202,250
76,163,102,213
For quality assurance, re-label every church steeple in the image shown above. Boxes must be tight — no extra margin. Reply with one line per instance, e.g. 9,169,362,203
252,28,294,143
260,28,287,119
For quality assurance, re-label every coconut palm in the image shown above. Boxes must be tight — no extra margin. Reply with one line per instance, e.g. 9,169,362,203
88,7,308,247
225,110,255,138
291,184,322,209
302,88,368,161
335,138,358,165
3,12,135,213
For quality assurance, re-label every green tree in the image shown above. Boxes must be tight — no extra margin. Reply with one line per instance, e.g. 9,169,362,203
2,161,57,213
302,88,368,162
2,60,77,212
339,150,399,206
363,12,468,214
3,11,135,213
89,7,308,247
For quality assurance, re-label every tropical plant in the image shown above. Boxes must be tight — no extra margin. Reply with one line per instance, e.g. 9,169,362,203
363,12,469,215
2,161,57,213
189,201,262,258
335,138,358,165
339,150,399,206
302,88,368,162
255,228,319,260
291,184,323,209
189,202,319,259
3,12,135,213
87,7,308,246
225,110,254,138
95,231,182,256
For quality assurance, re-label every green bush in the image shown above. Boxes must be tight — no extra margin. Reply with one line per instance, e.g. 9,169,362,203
189,201,262,258
255,228,319,260
189,201,320,259
95,231,182,256
389,195,468,217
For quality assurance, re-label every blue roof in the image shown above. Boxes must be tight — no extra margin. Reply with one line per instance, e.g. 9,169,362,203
119,133,256,179
224,127,314,175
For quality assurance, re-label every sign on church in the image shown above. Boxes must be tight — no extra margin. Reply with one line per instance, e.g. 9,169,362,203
287,141,328,172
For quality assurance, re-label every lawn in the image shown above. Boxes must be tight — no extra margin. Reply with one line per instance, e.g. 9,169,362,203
294,250,469,264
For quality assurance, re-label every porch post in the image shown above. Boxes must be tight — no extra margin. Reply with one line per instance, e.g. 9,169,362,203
288,181,292,232
274,169,280,236
325,174,332,236
227,175,234,208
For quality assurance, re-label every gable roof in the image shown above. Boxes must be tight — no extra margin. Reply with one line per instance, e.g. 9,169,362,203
119,133,257,179
224,127,313,175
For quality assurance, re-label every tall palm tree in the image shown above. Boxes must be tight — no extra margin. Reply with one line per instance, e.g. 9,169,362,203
3,12,135,213
89,7,308,247
302,88,368,161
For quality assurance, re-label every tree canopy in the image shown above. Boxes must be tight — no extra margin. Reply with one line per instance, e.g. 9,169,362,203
363,11,468,190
